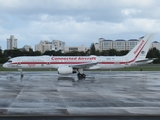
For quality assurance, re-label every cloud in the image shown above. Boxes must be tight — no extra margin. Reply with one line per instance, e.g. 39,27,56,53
117,0,156,8
0,0,160,50
121,8,141,17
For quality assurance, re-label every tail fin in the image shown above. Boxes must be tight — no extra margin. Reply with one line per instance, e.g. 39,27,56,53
126,34,154,61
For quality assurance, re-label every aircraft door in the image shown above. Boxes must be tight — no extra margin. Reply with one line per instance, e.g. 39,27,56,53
98,58,105,69
17,58,21,65
46,58,50,65
125,58,128,65
98,58,104,64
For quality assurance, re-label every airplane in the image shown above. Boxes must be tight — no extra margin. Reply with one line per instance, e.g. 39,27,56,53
3,34,154,78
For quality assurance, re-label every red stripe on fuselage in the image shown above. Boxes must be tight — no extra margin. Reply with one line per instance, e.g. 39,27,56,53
12,62,88,65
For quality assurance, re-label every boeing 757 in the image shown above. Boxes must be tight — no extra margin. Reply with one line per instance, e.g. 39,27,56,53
3,34,154,78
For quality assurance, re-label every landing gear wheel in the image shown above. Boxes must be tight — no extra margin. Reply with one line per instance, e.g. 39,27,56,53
21,74,24,78
18,69,24,78
82,74,86,78
77,73,86,79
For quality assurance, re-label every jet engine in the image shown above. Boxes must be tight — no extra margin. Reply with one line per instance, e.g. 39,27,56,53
58,66,76,74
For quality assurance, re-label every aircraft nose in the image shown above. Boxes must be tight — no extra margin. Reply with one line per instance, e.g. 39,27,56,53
2,63,7,68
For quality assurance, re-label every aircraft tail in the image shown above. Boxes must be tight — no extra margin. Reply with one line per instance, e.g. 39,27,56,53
126,34,154,61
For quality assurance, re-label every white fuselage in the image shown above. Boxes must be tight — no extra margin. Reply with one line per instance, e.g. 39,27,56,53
3,55,137,70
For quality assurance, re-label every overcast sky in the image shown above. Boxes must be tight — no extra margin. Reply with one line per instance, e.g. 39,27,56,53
0,0,160,50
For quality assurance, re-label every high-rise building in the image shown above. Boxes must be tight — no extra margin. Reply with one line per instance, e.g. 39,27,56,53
7,35,17,50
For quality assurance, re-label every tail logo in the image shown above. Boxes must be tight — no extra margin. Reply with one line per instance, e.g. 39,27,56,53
141,51,145,54
134,40,145,54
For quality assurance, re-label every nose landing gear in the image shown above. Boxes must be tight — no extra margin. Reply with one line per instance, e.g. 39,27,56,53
18,69,24,78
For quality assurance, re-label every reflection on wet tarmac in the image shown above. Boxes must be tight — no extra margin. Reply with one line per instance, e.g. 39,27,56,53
0,71,160,116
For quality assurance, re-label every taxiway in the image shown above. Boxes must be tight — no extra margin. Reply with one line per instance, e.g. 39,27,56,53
0,71,160,116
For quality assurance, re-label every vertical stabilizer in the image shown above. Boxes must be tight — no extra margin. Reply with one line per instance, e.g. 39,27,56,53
126,34,154,61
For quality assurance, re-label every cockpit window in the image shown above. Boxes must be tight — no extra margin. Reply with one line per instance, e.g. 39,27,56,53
7,60,12,63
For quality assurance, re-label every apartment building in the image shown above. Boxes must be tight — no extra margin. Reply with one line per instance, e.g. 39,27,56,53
52,40,65,51
35,41,52,53
125,39,139,50
97,38,139,51
7,35,17,50
98,38,113,51
35,40,65,53
113,39,126,51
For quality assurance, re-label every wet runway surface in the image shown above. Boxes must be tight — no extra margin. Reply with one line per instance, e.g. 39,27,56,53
0,71,160,116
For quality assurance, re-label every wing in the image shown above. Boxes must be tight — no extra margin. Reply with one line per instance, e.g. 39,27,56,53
69,62,98,69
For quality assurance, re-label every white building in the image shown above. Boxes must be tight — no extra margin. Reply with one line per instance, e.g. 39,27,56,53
98,38,113,51
98,38,105,51
126,39,139,50
98,38,140,51
23,45,32,51
94,43,100,51
7,35,17,50
52,40,65,52
35,41,52,53
113,39,126,51
35,40,65,53
64,45,88,53
151,41,160,50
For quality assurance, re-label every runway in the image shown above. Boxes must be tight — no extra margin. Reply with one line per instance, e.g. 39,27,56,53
0,71,160,116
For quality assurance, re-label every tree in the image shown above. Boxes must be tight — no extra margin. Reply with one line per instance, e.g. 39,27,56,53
95,50,101,56
85,49,90,56
43,50,63,56
147,47,160,63
0,49,3,58
3,49,23,58
108,49,117,56
31,51,41,56
101,50,109,56
147,47,160,58
90,43,96,55
43,50,55,55
119,50,129,56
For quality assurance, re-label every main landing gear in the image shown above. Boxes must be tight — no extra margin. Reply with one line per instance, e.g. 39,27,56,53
77,73,86,78
77,68,86,79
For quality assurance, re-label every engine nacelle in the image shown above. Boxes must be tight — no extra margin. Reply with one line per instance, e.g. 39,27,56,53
58,66,76,74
